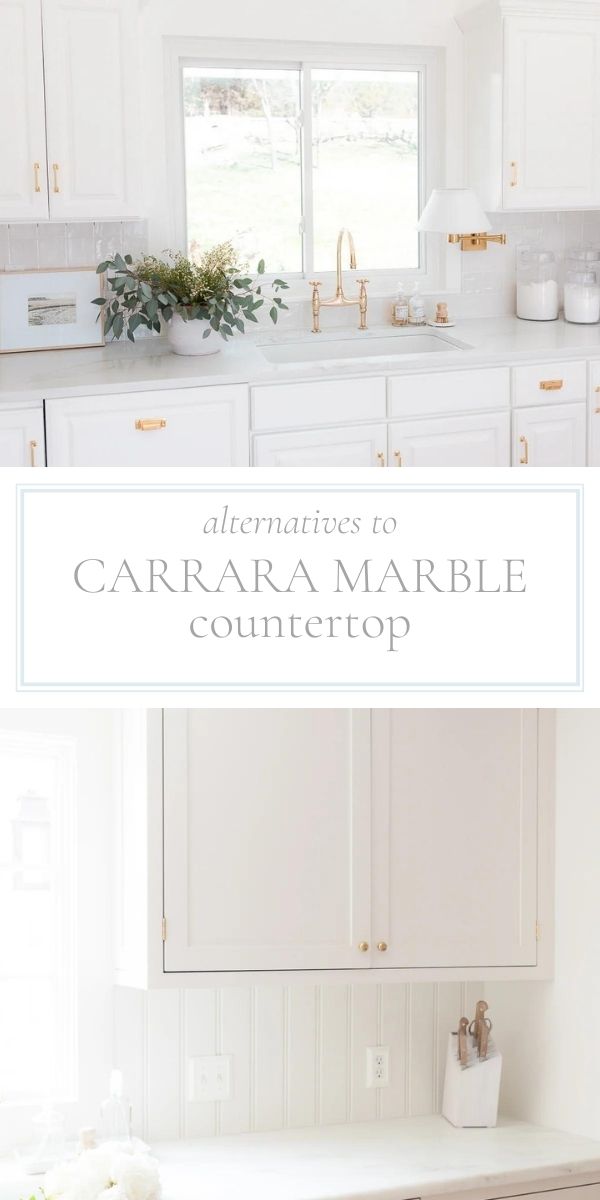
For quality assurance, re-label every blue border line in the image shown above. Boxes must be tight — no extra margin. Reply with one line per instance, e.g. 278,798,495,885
16,482,583,693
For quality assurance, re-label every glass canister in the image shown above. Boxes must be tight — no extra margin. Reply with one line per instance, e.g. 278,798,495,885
564,247,600,323
516,249,559,321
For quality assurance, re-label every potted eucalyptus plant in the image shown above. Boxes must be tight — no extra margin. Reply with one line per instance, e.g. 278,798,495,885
93,242,289,356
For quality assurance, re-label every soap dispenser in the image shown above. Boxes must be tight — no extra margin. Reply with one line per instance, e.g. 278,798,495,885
408,281,426,326
99,1069,133,1143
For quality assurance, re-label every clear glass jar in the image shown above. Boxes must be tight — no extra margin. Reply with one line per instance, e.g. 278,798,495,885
564,271,600,324
516,249,559,321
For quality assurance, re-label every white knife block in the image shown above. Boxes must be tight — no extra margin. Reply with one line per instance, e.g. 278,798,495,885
442,1033,502,1128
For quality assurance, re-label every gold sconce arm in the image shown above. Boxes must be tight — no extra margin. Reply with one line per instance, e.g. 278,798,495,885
448,232,507,252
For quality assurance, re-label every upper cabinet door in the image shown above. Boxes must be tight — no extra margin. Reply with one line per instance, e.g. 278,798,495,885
371,710,539,970
504,16,600,209
163,710,372,973
42,0,141,218
0,0,48,219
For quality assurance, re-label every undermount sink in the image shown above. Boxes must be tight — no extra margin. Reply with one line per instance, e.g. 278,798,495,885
259,328,466,367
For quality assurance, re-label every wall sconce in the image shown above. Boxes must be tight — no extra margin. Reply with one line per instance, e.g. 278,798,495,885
417,188,507,252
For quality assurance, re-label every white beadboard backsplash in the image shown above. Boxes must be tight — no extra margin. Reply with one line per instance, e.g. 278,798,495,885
0,220,148,271
114,982,482,1142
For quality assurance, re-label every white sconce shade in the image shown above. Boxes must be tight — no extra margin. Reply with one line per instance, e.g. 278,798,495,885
417,188,492,233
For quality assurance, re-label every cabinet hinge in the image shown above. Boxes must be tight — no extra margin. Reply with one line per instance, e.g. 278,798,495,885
535,920,542,942
161,917,167,942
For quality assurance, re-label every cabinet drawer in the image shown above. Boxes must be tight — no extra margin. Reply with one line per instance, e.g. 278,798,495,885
513,360,587,407
45,385,249,467
251,377,386,431
388,368,509,418
253,423,388,468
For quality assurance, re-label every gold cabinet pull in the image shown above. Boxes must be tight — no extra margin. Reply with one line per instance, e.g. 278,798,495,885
595,407,600,415
393,450,402,467
52,162,60,193
519,434,529,465
33,162,41,193
358,941,369,952
539,379,563,391
377,941,388,952
135,418,167,431
29,439,37,467
510,160,518,187
376,451,385,467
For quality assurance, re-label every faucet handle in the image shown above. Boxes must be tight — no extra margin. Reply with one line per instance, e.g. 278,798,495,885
309,280,322,288
357,277,369,284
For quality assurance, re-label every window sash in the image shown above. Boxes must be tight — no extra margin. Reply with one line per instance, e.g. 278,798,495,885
175,40,441,286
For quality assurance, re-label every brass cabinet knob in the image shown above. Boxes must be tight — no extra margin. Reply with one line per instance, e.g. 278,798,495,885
393,450,402,467
376,451,385,467
377,941,388,952
358,941,369,952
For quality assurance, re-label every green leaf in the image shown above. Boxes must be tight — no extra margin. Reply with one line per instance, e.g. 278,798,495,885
127,328,135,342
202,327,212,339
270,305,278,324
257,259,265,274
246,311,258,323
273,278,288,287
113,314,124,339
96,261,109,274
91,297,107,306
124,254,133,265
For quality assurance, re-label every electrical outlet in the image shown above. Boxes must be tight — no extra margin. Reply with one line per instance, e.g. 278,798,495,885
366,1045,390,1088
188,1055,232,1102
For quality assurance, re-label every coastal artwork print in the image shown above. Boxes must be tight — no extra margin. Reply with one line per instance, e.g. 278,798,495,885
28,292,77,327
0,268,103,352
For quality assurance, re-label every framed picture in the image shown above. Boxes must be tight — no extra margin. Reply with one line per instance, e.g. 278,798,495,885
0,267,104,354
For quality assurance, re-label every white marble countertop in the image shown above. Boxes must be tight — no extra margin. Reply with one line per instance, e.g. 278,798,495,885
3,316,600,409
3,1117,600,1200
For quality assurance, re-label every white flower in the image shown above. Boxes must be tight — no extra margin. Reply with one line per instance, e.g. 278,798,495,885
113,1153,161,1200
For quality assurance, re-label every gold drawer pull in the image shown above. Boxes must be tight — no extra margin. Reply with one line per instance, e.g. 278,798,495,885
376,450,385,467
135,418,167,431
510,160,518,187
377,941,388,952
358,941,369,952
33,162,41,193
539,379,563,391
519,434,529,465
52,162,60,193
393,450,402,467
29,439,37,467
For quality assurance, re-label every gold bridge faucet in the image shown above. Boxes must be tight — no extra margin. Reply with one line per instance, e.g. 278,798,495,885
309,228,368,333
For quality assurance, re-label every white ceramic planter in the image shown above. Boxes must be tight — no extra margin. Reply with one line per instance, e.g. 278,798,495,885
166,313,221,356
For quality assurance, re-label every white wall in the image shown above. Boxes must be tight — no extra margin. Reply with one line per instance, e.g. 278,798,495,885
486,710,600,1140
114,980,482,1142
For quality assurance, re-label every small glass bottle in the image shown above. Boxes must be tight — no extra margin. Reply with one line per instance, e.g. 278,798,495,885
408,282,426,326
99,1069,133,1143
391,282,409,326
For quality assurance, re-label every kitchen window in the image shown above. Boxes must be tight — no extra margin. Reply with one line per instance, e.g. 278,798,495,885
173,42,442,284
0,730,76,1106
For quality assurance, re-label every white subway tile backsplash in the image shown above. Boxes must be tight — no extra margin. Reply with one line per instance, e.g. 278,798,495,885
117,982,482,1144
37,222,68,268
0,219,148,273
67,221,95,266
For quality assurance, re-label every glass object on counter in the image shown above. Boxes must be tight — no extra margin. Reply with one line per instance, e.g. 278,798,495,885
15,1106,66,1175
99,1069,133,1143
516,249,559,321
408,281,426,325
391,281,409,326
564,270,600,323
564,247,600,324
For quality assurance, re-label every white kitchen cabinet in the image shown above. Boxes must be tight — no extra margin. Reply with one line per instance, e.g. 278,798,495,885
0,0,141,220
461,2,600,210
41,0,142,218
45,385,249,466
0,0,48,220
371,710,539,970
162,710,372,974
388,411,510,467
590,371,600,466
514,402,587,467
0,408,45,466
253,423,388,467
115,708,553,987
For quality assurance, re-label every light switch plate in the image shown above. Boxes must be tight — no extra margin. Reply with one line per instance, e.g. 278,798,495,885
188,1054,232,1102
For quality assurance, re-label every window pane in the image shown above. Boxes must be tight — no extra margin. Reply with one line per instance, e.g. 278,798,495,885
312,69,420,272
183,67,303,273
0,733,75,1102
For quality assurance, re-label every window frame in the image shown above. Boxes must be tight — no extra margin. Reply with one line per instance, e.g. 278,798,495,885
165,37,445,297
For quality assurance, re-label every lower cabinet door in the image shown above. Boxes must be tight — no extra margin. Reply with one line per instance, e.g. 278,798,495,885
590,402,600,466
162,710,372,974
0,408,45,466
252,423,388,467
388,412,510,467
370,710,539,970
45,385,249,466
514,402,587,466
